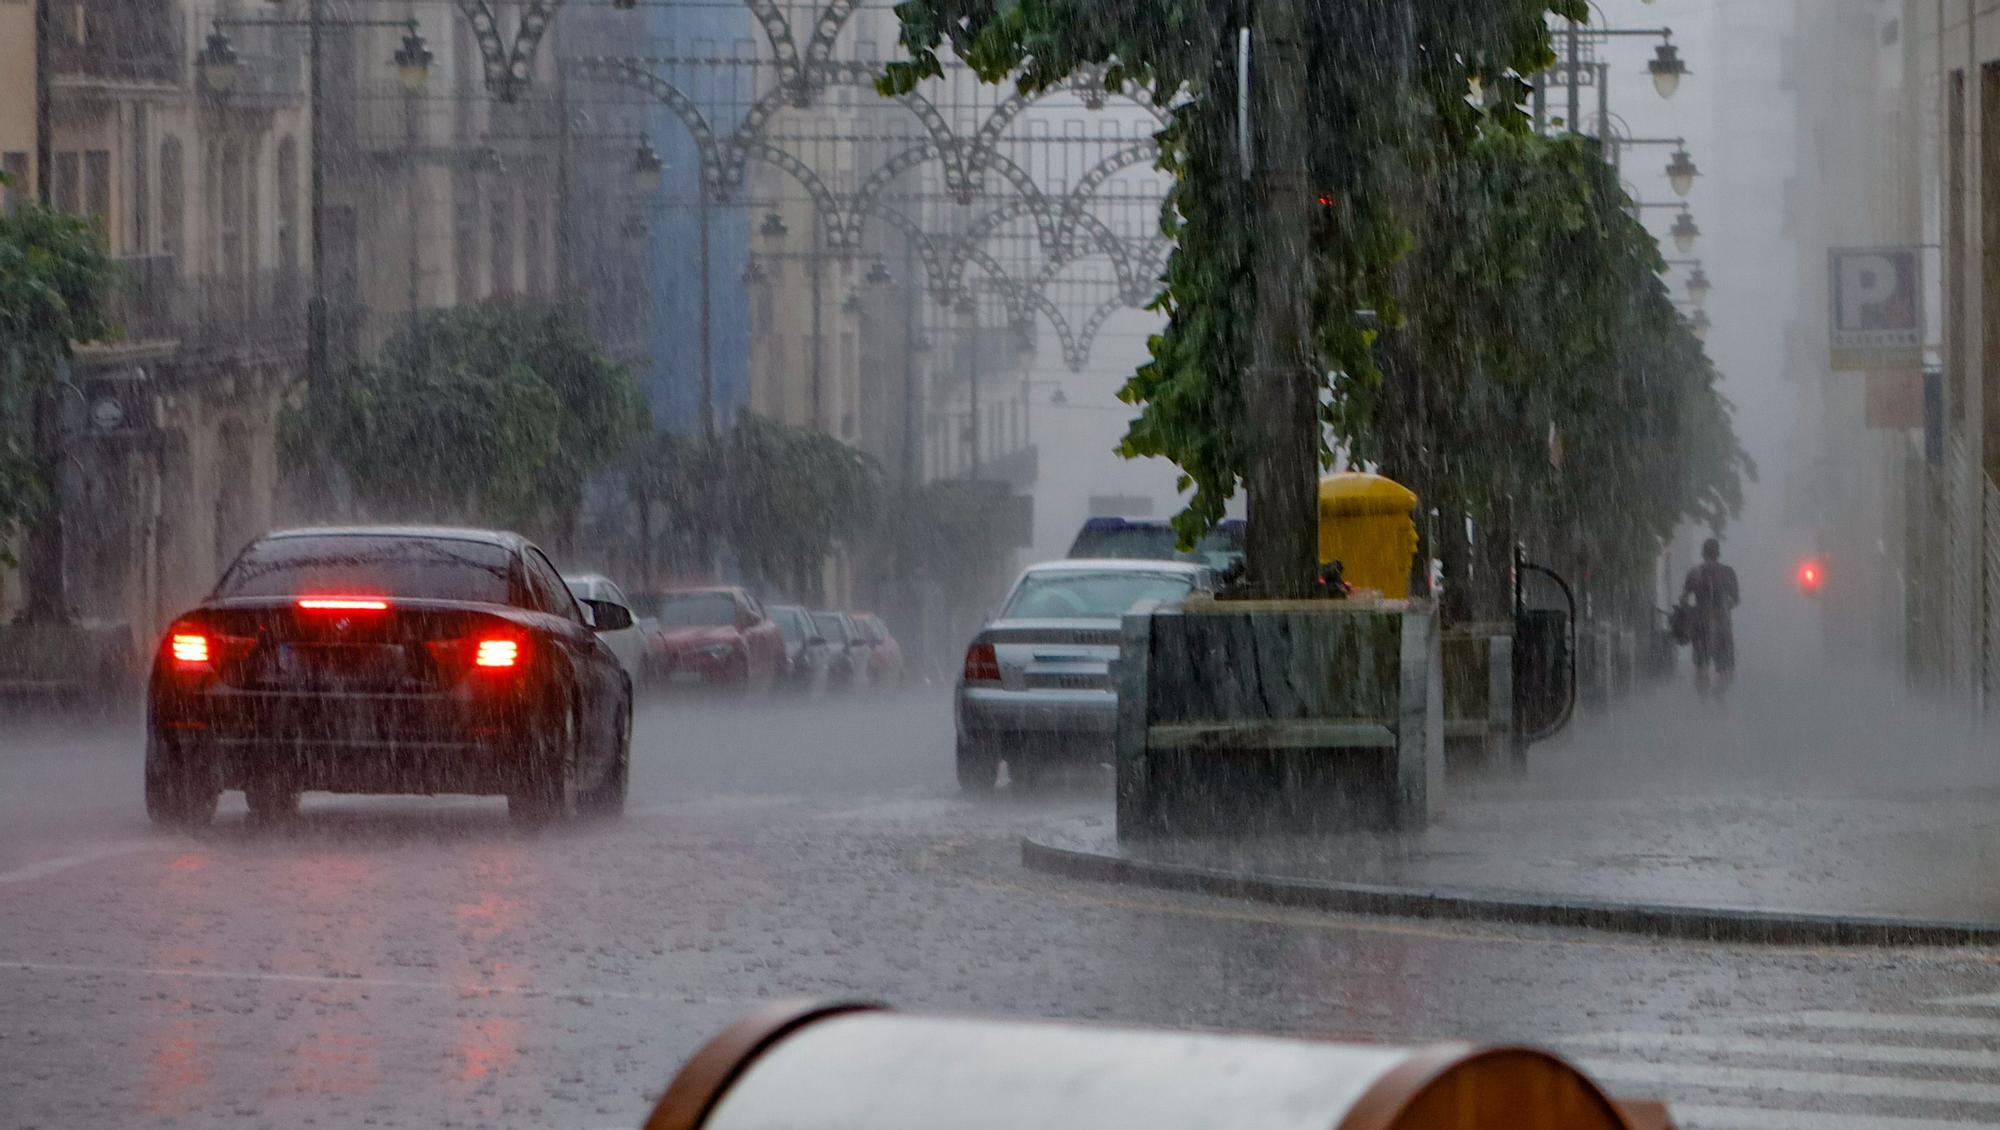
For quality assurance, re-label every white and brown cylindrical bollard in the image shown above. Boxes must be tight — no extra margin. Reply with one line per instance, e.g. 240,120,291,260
645,1001,1671,1130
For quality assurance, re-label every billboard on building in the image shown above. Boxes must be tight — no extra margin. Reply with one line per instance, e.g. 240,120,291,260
1828,247,1923,370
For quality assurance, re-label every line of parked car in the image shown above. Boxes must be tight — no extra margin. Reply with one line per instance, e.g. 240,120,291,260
561,574,905,698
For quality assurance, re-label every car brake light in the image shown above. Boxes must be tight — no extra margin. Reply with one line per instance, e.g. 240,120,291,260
170,634,209,666
474,638,519,668
298,596,389,611
963,642,1001,683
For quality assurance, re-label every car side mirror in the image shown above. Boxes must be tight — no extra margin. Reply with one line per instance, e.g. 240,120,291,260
586,599,633,632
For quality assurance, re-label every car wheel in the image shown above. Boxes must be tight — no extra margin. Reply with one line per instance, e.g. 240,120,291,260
578,693,631,819
956,737,999,796
144,731,220,830
509,695,579,828
244,774,301,823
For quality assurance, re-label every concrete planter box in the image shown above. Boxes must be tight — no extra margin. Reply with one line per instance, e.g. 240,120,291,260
1115,597,1442,841
1441,621,1515,771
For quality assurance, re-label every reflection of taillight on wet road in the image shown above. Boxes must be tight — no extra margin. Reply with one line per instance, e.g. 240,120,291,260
963,642,1001,684
1797,559,1824,595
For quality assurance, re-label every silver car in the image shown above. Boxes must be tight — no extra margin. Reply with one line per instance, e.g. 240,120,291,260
954,559,1213,793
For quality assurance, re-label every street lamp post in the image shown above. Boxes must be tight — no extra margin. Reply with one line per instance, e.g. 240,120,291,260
202,9,433,513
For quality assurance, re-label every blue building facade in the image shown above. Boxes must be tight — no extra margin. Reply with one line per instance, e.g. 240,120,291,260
640,9,751,434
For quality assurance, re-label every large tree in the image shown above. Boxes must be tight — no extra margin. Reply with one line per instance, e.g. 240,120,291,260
311,302,648,540
883,0,1580,547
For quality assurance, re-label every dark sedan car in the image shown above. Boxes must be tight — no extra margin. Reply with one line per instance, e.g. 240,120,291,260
145,526,633,828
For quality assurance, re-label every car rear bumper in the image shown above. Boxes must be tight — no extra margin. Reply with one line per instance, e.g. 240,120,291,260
956,685,1117,759
152,686,531,794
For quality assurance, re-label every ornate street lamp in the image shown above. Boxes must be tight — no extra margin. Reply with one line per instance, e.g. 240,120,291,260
1671,210,1700,254
866,259,893,287
199,29,240,92
631,136,664,196
1648,43,1687,100
1685,266,1712,307
742,258,768,285
394,29,435,94
1685,308,1712,342
1666,148,1700,197
759,212,789,241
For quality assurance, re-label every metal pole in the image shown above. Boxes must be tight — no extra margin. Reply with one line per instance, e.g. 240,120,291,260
1565,21,1581,133
809,212,824,431
698,190,715,443
556,67,572,295
966,298,981,478
900,236,918,487
1596,61,1611,163
405,71,420,322
21,0,69,623
1242,0,1318,596
306,0,331,510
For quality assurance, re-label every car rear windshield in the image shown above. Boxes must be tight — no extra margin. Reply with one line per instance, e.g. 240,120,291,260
215,535,514,602
646,592,736,626
1002,571,1195,620
1068,522,1243,571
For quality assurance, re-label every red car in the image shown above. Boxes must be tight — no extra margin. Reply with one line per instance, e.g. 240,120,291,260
634,587,784,694
851,613,905,688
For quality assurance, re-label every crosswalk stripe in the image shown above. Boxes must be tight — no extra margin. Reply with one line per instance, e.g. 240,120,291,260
1753,1010,2000,1039
1567,1031,2000,1071
1925,991,2000,1008
1668,1104,1994,1130
1575,1059,2000,1105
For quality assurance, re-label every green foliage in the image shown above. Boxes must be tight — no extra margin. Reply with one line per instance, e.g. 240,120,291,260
626,415,883,599
883,0,1746,600
0,199,116,563
310,303,649,535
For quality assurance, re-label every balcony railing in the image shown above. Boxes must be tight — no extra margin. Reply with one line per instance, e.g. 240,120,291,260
46,0,184,86
93,255,308,352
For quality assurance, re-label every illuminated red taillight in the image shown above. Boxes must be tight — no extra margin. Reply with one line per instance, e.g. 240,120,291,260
963,641,1001,683
298,596,389,611
170,633,210,666
474,638,519,668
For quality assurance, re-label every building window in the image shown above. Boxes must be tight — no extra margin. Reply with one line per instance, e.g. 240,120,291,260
276,138,298,278
53,152,80,214
83,150,110,240
131,109,148,251
220,140,245,276
159,137,184,268
1,152,27,211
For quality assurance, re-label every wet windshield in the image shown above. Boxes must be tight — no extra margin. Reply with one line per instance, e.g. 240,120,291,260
215,535,513,602
1002,572,1196,619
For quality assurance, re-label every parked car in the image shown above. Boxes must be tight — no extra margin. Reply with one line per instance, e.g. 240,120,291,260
955,559,1214,793
563,573,649,681
811,610,868,693
768,604,832,695
146,526,633,828
633,587,785,694
1066,516,1245,573
851,613,905,688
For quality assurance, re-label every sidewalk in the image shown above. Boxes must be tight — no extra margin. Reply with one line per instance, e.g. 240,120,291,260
1027,668,2000,942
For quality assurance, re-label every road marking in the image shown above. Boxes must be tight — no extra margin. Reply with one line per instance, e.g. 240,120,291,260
0,840,160,886
1667,1105,1990,1130
1577,1058,2000,1105
1569,1031,2000,1071
1928,990,2000,1008
0,958,733,1009
1760,1011,2000,1039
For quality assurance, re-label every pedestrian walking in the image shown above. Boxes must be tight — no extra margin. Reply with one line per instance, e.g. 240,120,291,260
1679,537,1739,699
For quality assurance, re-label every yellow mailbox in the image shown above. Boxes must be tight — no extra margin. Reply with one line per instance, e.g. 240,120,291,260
1320,472,1419,598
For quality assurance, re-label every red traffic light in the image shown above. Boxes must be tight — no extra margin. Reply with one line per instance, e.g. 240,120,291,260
1797,559,1824,593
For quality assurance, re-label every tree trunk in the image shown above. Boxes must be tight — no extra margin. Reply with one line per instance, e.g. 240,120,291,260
21,378,68,624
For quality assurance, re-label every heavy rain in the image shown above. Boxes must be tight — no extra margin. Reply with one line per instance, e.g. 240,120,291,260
4,0,1999,1128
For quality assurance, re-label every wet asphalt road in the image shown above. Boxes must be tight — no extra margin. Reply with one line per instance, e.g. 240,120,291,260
5,688,2000,1129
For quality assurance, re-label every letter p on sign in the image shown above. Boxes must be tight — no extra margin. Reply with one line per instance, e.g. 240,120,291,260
1828,246,1922,370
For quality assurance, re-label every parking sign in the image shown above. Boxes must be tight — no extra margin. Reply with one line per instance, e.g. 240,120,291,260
1828,247,1923,369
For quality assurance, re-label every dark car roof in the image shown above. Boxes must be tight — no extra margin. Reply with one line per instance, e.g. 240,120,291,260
261,525,528,550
